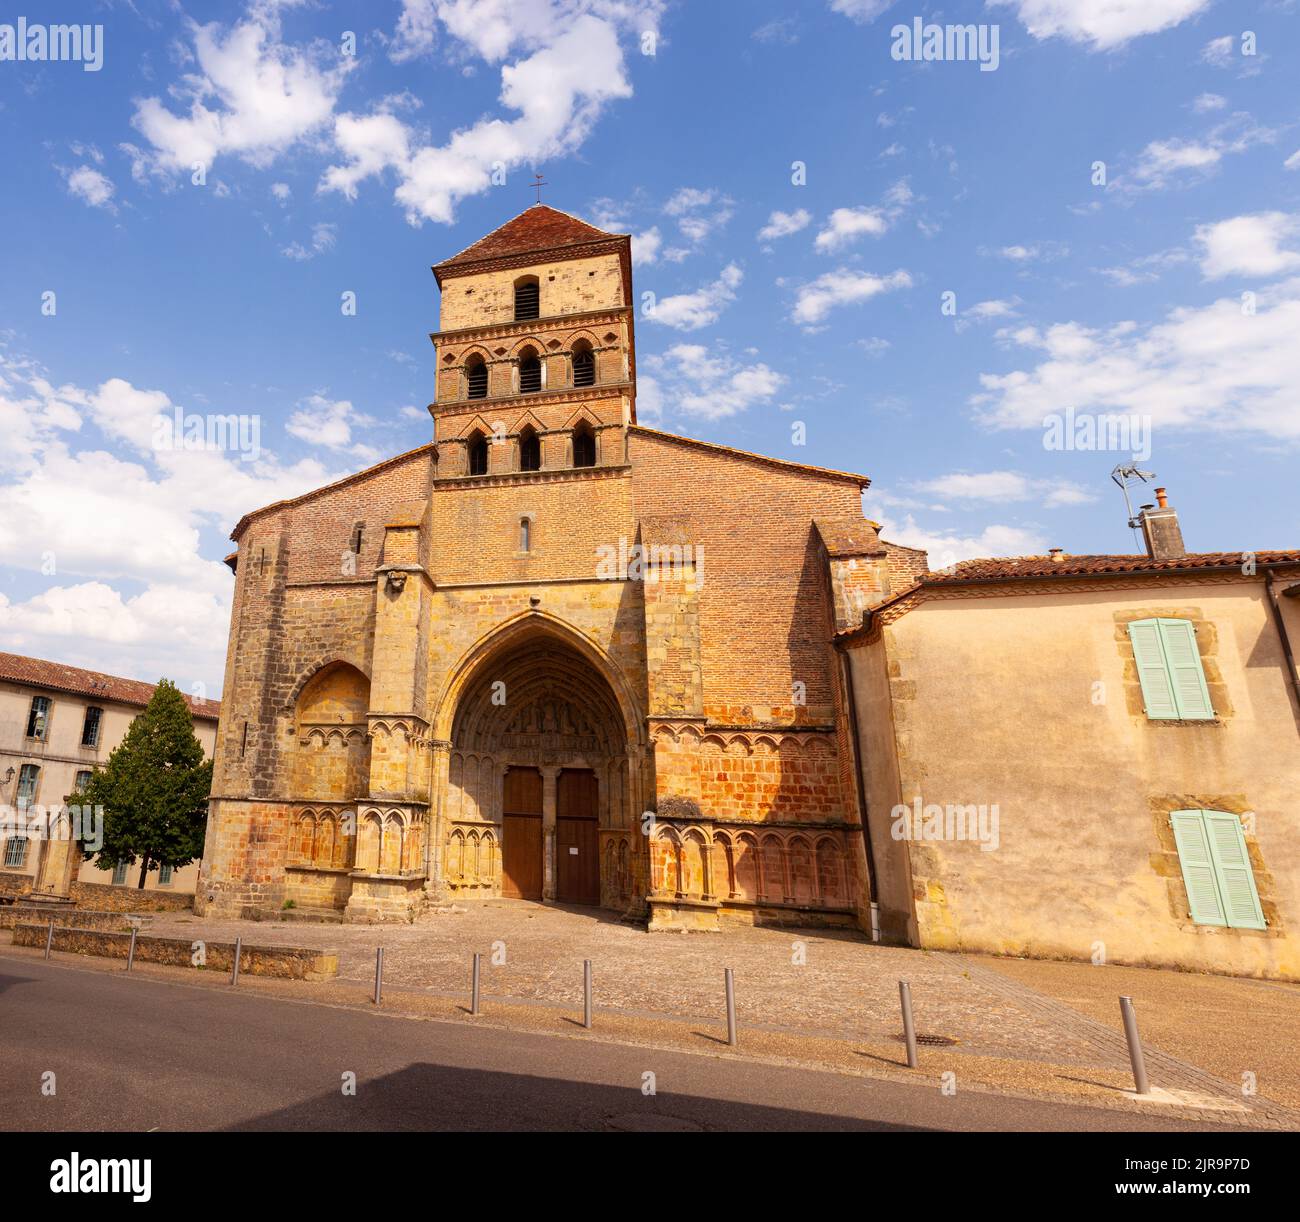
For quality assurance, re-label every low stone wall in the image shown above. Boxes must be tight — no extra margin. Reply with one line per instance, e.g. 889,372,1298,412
69,881,194,913
11,923,337,980
0,907,136,932
0,872,34,901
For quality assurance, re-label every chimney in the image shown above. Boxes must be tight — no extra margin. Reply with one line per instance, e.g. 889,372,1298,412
1138,486,1186,560
1048,548,1065,562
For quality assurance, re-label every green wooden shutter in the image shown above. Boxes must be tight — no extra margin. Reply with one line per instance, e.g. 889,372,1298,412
1129,619,1179,719
1203,811,1266,930
1170,810,1227,926
1157,619,1215,720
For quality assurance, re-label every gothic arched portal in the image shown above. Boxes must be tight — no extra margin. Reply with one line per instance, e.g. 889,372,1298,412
437,616,647,913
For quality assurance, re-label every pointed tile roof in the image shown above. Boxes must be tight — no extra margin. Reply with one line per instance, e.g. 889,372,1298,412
433,205,623,281
0,651,221,719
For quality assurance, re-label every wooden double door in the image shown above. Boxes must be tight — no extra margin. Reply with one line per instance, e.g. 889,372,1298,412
500,766,600,906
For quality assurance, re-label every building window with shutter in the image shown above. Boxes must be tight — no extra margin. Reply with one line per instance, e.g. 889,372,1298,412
112,861,129,885
518,425,541,472
75,770,93,792
1127,618,1215,720
4,835,28,868
82,706,103,748
572,341,595,387
158,864,173,886
1170,810,1266,930
16,764,40,810
26,696,51,740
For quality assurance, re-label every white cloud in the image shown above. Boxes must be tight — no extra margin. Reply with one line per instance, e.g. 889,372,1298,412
971,282,1300,442
1097,248,1190,286
990,0,1210,51
0,352,345,687
64,165,116,210
1192,92,1226,113
130,14,351,175
285,394,380,461
829,1,896,23
792,268,912,327
955,299,1021,333
632,227,662,265
1285,150,1300,172
389,0,438,62
1200,35,1233,67
1129,117,1273,190
864,506,1049,567
322,14,634,225
642,343,785,421
758,208,812,242
281,222,338,261
271,181,291,202
999,244,1039,262
815,207,888,252
662,186,734,249
645,265,743,331
913,471,1097,507
1195,213,1300,280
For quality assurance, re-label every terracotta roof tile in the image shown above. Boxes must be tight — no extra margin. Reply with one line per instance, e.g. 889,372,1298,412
0,652,221,720
434,205,619,274
922,550,1300,583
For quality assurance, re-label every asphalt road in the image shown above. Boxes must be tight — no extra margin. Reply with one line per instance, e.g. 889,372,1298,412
0,956,1245,1132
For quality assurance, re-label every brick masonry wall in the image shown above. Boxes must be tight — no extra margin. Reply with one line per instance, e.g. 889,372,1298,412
68,882,194,913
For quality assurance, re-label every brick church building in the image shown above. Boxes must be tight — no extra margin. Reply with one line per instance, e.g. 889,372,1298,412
197,204,920,930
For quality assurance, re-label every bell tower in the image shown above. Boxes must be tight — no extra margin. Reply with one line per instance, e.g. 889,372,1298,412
428,204,637,479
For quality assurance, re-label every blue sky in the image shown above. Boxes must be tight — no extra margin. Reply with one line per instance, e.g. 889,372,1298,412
1,0,1298,695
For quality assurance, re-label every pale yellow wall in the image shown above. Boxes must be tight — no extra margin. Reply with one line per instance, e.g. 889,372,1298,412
438,252,625,332
851,579,1300,980
0,679,216,895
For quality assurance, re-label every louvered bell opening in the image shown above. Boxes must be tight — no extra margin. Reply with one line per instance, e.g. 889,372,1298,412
519,356,542,394
468,435,489,476
519,430,541,471
573,428,596,468
466,361,487,399
514,281,540,321
573,348,595,387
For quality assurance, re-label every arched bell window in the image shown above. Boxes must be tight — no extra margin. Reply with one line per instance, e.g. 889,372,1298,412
518,349,542,394
572,422,596,468
518,425,541,472
572,341,595,388
514,275,540,321
465,355,487,400
467,430,489,476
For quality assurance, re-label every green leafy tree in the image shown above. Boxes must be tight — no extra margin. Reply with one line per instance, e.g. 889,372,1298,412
72,679,213,888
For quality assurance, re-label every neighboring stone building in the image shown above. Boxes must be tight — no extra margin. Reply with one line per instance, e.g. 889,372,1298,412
0,652,219,902
199,204,904,929
838,491,1300,981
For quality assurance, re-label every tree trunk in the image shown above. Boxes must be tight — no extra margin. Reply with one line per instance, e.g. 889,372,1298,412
137,855,151,889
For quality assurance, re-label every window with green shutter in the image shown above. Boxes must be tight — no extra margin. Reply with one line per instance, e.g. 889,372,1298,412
1170,809,1265,930
1128,618,1215,720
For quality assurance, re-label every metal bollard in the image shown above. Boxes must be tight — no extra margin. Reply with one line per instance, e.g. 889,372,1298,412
1119,995,1151,1095
583,959,593,1030
44,918,54,960
373,947,383,1005
725,967,737,1048
899,980,918,1069
471,952,481,1016
231,937,242,987
126,927,138,973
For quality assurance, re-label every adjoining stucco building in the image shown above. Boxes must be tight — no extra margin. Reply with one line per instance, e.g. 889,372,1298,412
0,652,219,903
839,492,1300,981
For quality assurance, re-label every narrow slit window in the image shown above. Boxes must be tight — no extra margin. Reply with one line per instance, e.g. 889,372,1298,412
520,517,531,552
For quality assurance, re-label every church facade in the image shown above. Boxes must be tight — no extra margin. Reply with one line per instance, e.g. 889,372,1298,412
197,205,911,931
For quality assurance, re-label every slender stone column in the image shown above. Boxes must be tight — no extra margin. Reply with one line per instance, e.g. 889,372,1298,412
541,765,561,900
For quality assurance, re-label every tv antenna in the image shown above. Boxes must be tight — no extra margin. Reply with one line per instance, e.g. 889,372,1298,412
1111,462,1156,550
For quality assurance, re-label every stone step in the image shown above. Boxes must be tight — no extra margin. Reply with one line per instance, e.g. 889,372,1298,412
278,906,345,924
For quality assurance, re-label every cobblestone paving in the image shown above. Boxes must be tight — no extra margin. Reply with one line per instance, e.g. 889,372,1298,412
146,901,1224,1082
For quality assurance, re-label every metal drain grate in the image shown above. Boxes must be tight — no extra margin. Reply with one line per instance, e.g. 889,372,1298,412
896,1032,960,1047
